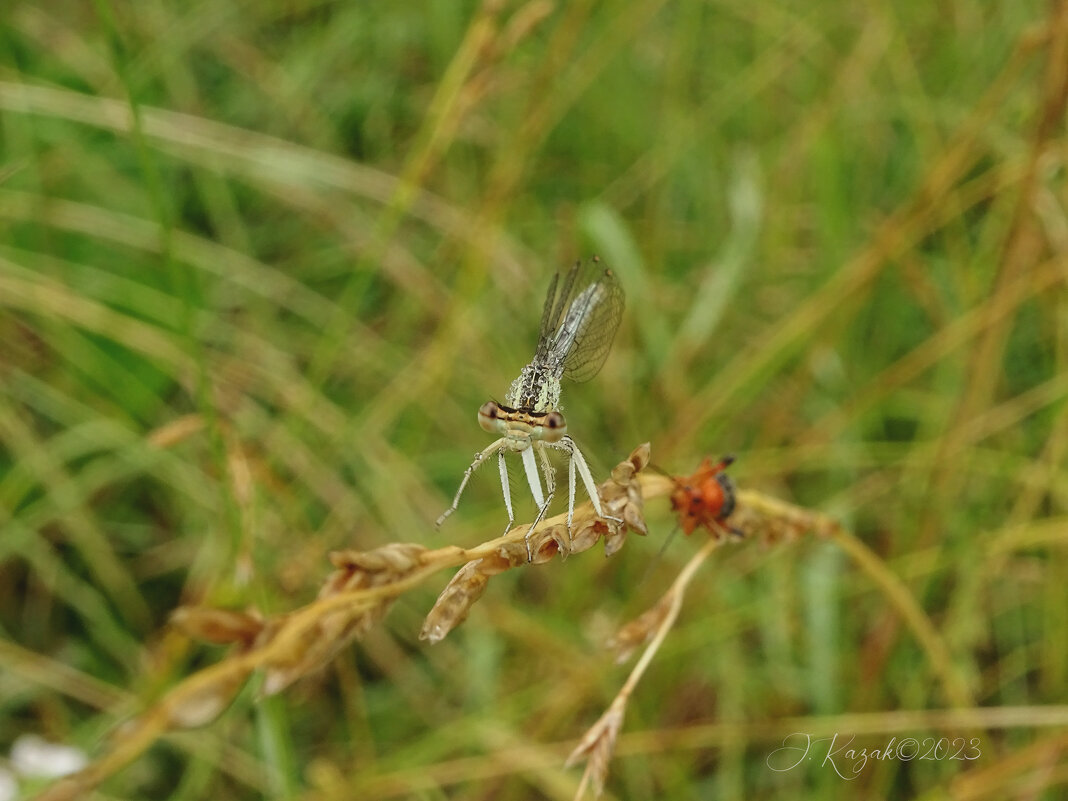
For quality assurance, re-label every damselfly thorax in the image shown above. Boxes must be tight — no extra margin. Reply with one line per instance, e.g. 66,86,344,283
437,258,625,559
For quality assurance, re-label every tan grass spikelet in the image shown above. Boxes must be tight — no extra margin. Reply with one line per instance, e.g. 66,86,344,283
732,490,840,545
325,543,430,583
565,696,626,799
169,607,264,647
420,554,505,643
261,543,431,695
604,442,651,544
605,592,674,665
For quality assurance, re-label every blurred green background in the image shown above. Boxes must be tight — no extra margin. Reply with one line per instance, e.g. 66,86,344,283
2,0,1066,798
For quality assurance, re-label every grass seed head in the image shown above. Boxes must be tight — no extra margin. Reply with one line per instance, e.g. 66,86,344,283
731,490,840,545
606,593,675,665
169,607,264,647
420,558,494,643
324,543,429,592
566,696,627,799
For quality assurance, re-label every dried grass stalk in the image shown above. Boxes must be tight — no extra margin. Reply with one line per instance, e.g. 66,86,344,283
566,459,842,799
420,444,652,642
567,533,723,800
34,445,837,801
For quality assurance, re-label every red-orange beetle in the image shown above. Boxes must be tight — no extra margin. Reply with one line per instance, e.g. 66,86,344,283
671,455,737,536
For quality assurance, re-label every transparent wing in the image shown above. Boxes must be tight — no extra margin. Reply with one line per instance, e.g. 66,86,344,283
535,258,624,383
535,270,561,351
560,263,624,382
536,262,579,356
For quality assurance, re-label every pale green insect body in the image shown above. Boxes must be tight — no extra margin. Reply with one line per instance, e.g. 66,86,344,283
437,258,625,560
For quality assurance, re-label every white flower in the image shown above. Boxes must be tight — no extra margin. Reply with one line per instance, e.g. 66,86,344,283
0,767,18,801
10,734,87,779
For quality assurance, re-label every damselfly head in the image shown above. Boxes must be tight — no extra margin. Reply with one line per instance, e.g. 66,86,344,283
478,400,568,443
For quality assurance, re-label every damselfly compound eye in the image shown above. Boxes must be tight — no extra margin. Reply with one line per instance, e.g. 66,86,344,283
541,411,567,442
478,401,501,432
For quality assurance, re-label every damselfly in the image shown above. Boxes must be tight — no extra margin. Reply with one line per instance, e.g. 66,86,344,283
437,258,625,559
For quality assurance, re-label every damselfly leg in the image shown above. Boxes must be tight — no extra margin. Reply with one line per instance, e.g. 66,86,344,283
436,441,505,529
